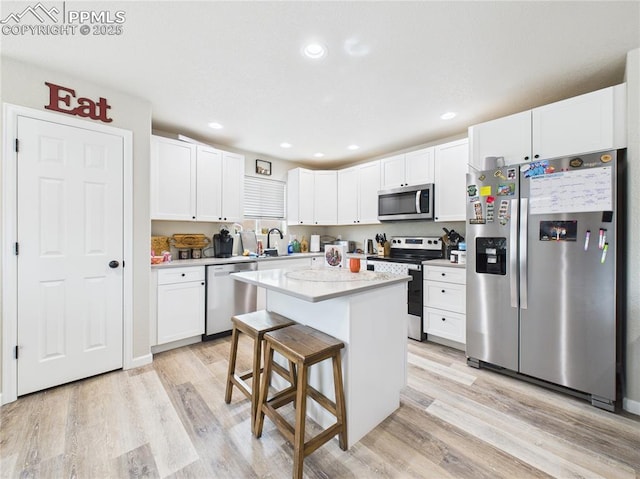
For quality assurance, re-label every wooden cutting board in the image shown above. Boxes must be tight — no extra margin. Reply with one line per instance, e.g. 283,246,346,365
170,234,210,249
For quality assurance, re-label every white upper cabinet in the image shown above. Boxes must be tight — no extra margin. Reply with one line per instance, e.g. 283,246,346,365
313,170,338,225
469,84,626,171
532,85,625,160
469,111,531,169
358,160,382,223
380,154,406,189
405,147,435,186
337,160,381,225
380,147,434,189
434,138,468,222
151,136,197,220
287,168,337,225
195,145,223,222
337,166,358,225
151,135,245,222
220,151,245,223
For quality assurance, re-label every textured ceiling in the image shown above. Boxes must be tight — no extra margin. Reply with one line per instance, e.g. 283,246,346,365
2,1,639,166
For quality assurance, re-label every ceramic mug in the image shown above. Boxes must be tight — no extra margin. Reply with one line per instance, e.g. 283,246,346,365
349,257,361,273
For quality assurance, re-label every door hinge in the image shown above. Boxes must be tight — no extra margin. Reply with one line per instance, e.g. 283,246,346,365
14,345,19,360
14,242,19,255
15,139,19,153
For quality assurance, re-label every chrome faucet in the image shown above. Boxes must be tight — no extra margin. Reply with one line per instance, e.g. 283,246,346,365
266,228,283,249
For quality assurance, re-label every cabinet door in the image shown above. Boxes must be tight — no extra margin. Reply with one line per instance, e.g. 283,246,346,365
380,155,406,189
533,86,615,159
424,280,466,314
313,171,337,225
195,146,223,222
151,136,196,220
357,160,381,224
469,111,531,169
337,166,359,224
157,281,205,344
425,307,466,343
298,169,315,224
434,139,468,222
221,151,245,222
405,147,434,186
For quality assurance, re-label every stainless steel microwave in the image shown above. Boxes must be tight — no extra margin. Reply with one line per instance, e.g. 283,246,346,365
378,183,434,221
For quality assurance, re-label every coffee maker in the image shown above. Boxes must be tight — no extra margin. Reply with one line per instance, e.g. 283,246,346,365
213,228,234,258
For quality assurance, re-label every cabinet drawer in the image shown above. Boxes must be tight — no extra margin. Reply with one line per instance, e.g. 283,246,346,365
425,307,465,343
424,265,466,284
157,266,205,285
424,280,465,313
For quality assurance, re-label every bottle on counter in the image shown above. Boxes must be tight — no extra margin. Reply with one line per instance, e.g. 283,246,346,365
300,236,309,253
257,239,264,255
292,236,300,253
287,240,293,255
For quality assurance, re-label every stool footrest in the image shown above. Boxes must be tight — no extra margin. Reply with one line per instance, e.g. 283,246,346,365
267,386,297,410
231,375,252,400
306,385,337,416
305,422,345,456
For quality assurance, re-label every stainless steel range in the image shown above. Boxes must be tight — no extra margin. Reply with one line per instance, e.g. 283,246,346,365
367,236,443,341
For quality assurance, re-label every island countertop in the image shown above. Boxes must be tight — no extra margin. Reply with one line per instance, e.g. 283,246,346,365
231,268,410,303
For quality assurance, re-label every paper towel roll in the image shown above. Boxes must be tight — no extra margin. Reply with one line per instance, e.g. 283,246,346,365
310,234,320,253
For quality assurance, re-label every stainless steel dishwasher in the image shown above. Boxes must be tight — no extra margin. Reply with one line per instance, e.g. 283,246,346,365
204,261,257,339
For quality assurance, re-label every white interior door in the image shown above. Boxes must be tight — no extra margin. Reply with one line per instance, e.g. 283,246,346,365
16,116,124,396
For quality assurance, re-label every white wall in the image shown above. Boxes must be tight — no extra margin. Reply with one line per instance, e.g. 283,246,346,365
624,48,640,414
0,58,153,395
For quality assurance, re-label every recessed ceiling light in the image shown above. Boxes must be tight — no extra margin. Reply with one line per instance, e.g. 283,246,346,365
440,112,457,120
208,122,223,129
347,144,360,151
303,42,327,59
314,152,324,158
280,142,292,148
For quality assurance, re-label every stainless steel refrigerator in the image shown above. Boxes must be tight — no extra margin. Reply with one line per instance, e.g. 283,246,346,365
465,149,624,411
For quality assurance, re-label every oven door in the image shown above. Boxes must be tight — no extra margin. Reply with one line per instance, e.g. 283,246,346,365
407,265,424,341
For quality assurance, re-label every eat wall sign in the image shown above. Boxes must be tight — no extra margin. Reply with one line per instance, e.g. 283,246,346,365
44,81,113,123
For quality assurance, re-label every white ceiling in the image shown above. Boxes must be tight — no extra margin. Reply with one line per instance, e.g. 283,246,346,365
2,1,639,167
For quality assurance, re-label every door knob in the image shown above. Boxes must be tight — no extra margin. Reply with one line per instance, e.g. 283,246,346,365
109,260,120,269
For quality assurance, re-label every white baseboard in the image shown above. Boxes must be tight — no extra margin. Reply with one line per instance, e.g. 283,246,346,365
426,335,465,352
623,396,640,416
126,353,153,370
150,335,202,354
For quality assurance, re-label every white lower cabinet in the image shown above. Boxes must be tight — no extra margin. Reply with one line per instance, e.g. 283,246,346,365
156,266,205,345
424,264,466,346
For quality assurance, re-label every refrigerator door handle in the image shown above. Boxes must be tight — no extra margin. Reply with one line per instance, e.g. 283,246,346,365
510,199,518,308
519,198,528,309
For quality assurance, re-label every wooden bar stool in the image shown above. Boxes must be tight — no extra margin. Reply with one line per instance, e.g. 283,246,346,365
224,310,297,434
255,324,347,479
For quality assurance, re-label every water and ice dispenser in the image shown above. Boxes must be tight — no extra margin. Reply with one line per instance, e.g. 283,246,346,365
475,237,507,275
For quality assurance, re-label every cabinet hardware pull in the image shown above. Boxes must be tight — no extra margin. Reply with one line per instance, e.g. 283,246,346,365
442,317,446,321
441,289,445,293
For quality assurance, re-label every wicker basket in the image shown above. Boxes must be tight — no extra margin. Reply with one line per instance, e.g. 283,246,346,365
150,236,170,255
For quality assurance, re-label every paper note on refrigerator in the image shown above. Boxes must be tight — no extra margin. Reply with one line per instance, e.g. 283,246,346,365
528,166,612,215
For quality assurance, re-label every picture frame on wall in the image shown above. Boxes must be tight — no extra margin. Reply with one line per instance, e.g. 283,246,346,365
256,159,272,176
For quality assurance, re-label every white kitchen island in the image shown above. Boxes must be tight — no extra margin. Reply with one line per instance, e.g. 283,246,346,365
231,268,410,448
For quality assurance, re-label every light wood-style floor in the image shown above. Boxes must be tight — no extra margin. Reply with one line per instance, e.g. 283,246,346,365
2,335,639,478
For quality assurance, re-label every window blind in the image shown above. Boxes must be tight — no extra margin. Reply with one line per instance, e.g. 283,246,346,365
244,176,286,219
